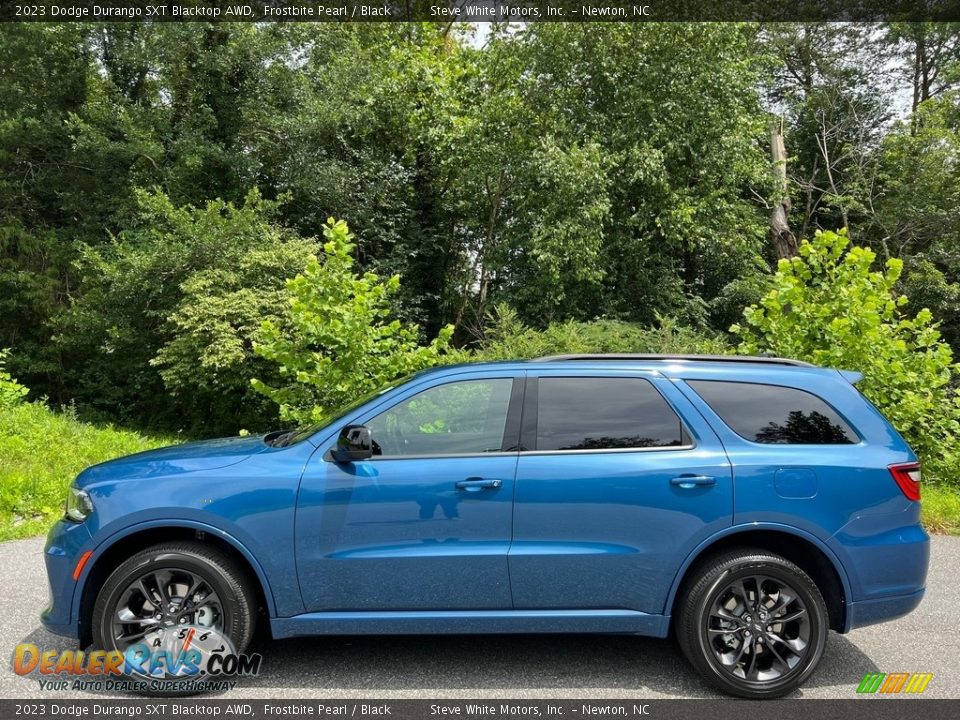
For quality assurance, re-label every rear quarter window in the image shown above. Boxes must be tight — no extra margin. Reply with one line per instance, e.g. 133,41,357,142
687,380,858,445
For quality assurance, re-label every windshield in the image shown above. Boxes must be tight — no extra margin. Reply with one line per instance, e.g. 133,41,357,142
274,376,412,446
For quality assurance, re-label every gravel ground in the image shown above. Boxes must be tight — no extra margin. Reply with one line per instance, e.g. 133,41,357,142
1,535,957,699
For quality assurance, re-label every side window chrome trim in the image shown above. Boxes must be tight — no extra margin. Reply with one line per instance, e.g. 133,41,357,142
369,451,519,461
520,443,697,457
323,450,519,462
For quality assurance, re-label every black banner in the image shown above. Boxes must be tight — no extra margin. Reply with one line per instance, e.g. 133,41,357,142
1,700,960,720
2,0,960,23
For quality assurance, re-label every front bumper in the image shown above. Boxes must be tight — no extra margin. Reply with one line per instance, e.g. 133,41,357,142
40,519,92,640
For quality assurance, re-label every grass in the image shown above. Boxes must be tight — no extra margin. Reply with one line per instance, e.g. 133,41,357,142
922,484,960,536
1,399,959,542
0,402,174,542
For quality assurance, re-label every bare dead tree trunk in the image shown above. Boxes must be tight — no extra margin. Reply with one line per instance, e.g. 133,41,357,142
769,118,799,259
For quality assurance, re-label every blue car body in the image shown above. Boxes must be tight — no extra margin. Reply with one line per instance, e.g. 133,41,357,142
42,358,929,645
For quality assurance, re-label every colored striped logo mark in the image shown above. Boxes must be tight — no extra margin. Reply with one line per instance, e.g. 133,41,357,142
857,672,933,694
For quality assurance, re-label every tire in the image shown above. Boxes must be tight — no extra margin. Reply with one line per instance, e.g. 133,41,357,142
92,542,257,673
676,548,828,699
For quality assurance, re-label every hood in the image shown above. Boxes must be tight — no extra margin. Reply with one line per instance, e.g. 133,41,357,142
75,434,271,486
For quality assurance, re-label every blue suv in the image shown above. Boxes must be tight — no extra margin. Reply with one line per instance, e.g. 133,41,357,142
42,355,929,697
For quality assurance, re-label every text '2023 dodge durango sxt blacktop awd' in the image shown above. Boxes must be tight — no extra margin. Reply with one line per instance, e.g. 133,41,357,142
42,354,929,698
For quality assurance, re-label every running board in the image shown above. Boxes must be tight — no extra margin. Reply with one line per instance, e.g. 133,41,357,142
270,609,670,639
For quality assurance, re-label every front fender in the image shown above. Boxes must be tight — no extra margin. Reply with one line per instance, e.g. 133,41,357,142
70,517,281,635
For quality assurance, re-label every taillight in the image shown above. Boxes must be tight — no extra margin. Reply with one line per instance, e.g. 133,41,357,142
889,462,921,501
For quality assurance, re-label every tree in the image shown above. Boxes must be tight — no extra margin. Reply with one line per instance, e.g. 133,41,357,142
56,189,315,435
465,23,771,330
0,24,95,397
252,218,453,426
867,93,960,260
759,24,893,239
734,229,960,484
886,23,960,113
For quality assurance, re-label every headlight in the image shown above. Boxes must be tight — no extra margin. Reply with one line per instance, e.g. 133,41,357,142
64,487,93,522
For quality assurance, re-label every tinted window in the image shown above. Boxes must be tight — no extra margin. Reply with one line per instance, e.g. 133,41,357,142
536,377,688,451
688,380,857,444
368,378,513,456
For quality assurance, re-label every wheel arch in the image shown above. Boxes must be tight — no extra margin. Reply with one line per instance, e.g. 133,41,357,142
666,524,851,633
75,520,276,647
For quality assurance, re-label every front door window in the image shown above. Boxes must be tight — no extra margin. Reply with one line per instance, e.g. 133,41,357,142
368,378,514,457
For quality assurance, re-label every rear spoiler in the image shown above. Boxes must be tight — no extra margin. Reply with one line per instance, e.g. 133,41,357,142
838,369,864,384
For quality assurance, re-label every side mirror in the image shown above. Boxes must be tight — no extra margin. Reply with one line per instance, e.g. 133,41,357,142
331,424,373,463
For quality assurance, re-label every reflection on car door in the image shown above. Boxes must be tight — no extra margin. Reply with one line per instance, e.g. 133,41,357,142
508,371,733,615
296,373,523,611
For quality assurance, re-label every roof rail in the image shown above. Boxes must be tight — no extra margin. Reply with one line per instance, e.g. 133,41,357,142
533,353,815,367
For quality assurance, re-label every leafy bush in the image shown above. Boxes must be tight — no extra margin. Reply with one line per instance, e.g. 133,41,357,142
56,188,316,435
252,219,453,426
458,304,729,361
0,402,172,541
150,234,317,436
734,229,960,485
0,349,28,409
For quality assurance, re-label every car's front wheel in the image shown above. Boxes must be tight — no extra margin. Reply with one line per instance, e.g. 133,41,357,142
92,542,256,671
676,549,828,698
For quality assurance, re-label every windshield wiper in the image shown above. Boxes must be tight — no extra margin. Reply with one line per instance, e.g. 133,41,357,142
263,429,295,448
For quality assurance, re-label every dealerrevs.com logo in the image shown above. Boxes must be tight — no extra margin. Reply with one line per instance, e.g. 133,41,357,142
856,672,934,695
13,625,262,693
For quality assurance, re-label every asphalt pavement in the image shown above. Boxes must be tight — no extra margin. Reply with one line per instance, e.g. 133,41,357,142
1,535,957,699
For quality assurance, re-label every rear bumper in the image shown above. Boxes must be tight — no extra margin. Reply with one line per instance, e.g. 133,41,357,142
833,506,929,633
846,587,925,631
834,513,929,632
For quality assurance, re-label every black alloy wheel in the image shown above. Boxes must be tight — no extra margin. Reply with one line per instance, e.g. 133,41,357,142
676,549,828,698
92,542,257,679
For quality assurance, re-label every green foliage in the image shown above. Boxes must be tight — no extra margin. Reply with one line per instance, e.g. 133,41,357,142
465,23,771,328
456,304,729,362
734,229,960,485
512,139,611,321
868,93,960,260
56,188,317,435
252,219,453,426
1,21,960,491
901,257,960,351
0,349,29,409
0,402,172,541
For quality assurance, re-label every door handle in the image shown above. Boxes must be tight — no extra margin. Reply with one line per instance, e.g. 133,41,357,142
456,478,503,491
670,475,716,489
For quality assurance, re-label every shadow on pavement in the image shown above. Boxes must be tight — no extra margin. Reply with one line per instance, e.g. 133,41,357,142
10,625,879,698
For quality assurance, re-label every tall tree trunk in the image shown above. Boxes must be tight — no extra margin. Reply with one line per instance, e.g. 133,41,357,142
769,119,798,259
913,33,923,114
919,32,931,104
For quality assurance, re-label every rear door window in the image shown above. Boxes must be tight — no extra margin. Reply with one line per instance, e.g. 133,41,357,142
687,380,858,444
535,377,689,451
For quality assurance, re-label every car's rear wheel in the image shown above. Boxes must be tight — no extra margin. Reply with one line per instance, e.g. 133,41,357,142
92,542,256,679
676,549,828,698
